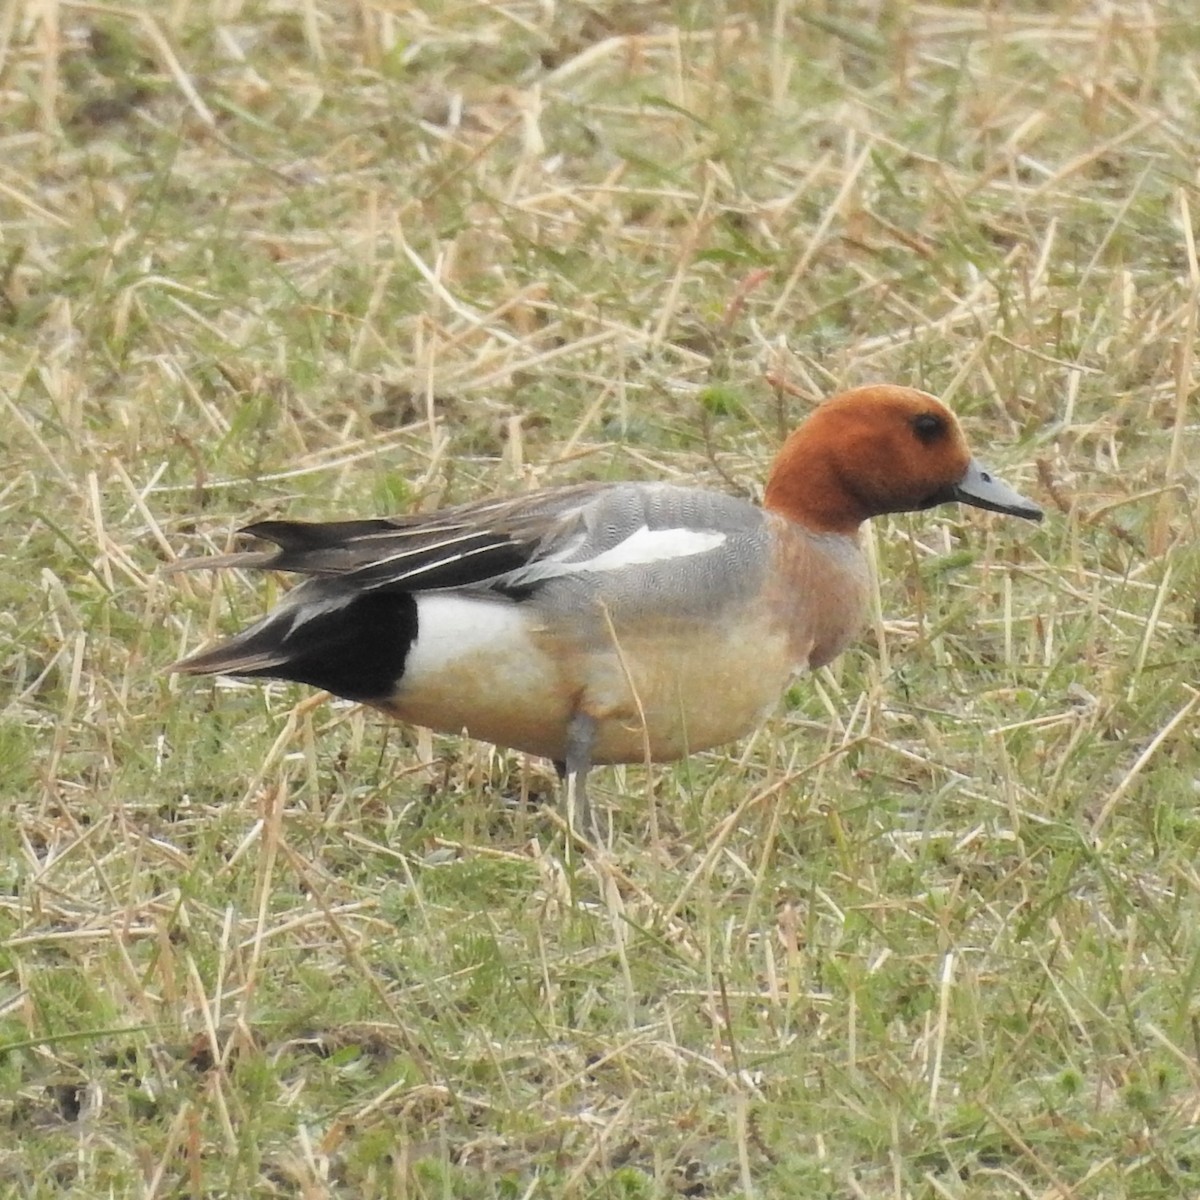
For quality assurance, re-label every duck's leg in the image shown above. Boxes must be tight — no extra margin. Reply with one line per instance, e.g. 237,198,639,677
554,711,598,841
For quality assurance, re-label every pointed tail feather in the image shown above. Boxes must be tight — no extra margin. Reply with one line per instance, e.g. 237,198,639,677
162,550,277,575
171,585,419,704
170,641,294,677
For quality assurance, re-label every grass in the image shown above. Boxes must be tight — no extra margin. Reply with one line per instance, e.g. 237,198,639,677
2,0,1199,1195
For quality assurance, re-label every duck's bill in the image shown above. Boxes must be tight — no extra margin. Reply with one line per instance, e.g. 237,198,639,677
952,459,1043,521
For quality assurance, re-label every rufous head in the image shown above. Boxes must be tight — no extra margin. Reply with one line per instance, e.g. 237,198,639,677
763,384,1042,535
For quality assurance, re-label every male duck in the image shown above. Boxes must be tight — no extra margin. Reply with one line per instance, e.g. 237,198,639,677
172,385,1042,828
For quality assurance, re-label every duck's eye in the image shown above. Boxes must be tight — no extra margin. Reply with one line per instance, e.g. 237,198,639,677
911,412,946,442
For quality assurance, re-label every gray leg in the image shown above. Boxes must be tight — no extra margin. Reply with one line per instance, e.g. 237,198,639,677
562,711,598,841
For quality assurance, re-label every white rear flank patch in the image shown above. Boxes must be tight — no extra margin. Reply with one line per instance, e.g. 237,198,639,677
388,593,570,760
402,594,542,685
513,525,726,583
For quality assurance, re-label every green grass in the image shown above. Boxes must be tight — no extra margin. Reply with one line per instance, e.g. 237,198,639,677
2,0,1199,1195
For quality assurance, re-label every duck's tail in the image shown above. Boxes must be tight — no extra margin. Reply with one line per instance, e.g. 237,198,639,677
170,583,417,704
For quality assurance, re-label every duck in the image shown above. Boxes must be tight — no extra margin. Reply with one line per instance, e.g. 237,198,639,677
170,384,1042,834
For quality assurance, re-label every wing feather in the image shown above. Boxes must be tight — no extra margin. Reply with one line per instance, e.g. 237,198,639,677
168,480,763,596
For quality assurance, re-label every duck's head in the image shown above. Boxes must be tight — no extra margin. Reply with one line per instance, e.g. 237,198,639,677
764,384,1043,534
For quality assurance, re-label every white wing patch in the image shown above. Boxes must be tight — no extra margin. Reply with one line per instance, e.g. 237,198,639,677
510,525,727,584
578,526,726,571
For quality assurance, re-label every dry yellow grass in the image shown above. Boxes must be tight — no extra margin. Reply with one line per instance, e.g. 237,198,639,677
1,1,1198,1196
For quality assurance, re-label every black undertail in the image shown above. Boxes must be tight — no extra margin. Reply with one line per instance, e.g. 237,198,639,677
176,588,418,704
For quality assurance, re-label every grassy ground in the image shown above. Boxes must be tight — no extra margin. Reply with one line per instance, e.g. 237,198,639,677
2,0,1198,1195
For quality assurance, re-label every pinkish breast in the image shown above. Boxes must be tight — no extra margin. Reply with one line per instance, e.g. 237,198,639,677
763,517,870,671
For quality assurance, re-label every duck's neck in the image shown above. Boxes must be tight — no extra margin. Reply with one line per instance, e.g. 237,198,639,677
763,431,867,536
